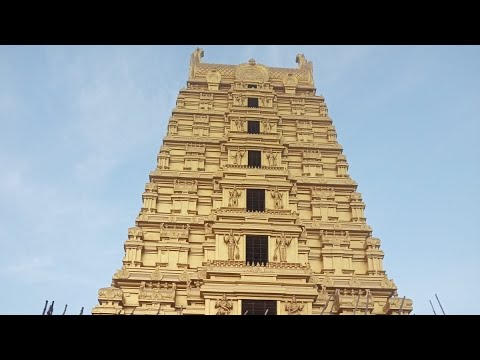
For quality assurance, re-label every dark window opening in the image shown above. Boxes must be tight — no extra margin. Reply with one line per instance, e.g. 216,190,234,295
246,235,268,265
246,189,265,212
248,97,259,108
247,121,260,134
247,84,257,89
242,300,276,315
248,150,261,167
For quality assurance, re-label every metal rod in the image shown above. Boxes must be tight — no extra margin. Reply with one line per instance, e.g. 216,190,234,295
243,310,248,315
62,304,68,315
429,300,437,315
264,309,269,315
79,307,84,315
397,296,406,315
353,294,361,315
130,307,136,315
321,296,331,315
47,301,55,315
435,294,446,315
156,306,162,315
42,300,48,315
364,291,370,315
330,290,339,315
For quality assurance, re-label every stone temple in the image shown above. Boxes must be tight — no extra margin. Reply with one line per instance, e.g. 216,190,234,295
92,48,412,315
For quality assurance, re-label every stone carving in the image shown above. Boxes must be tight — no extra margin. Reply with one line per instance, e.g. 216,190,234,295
366,237,381,249
297,120,312,129
114,265,130,279
290,182,297,196
300,225,308,239
266,149,278,167
151,266,164,281
98,287,123,300
349,275,361,287
197,270,207,280
303,149,321,160
228,185,242,207
311,186,335,199
139,281,176,301
127,227,143,241
262,120,274,133
159,223,190,240
327,125,337,142
296,53,312,70
186,143,206,154
319,104,328,117
282,73,299,87
224,229,241,260
234,118,245,131
168,119,178,135
205,222,213,235
323,275,334,287
271,187,283,209
173,179,197,193
235,60,269,83
381,277,396,289
215,293,233,315
176,98,185,109
285,295,304,315
206,69,221,82
230,147,246,165
157,146,170,169
179,270,191,283
189,48,204,78
337,154,349,177
273,232,292,262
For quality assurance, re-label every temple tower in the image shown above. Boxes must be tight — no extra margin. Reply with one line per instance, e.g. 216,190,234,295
92,49,412,315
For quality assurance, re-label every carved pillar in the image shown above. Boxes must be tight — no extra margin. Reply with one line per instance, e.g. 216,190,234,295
311,187,338,221
184,144,205,171
364,237,385,275
157,146,170,170
124,227,144,267
303,150,323,176
193,114,210,137
327,126,337,142
350,192,366,222
142,182,158,214
172,180,198,215
168,119,178,135
337,154,349,177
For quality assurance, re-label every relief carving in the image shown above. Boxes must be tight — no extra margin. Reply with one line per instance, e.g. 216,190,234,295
230,147,246,165
215,293,233,315
285,295,304,315
228,185,242,207
224,229,241,260
271,187,284,209
273,232,292,262
266,149,278,167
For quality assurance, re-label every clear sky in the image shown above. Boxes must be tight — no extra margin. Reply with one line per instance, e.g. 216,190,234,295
0,45,479,315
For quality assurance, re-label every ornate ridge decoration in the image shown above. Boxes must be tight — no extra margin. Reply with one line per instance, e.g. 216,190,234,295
113,265,130,279
150,266,163,281
98,287,123,300
138,281,176,301
234,59,269,83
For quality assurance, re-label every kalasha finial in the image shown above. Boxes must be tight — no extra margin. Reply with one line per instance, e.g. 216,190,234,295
248,58,256,65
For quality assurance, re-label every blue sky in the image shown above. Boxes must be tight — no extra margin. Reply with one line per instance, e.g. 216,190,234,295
0,45,478,315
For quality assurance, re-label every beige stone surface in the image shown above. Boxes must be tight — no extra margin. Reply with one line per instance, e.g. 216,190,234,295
92,49,412,315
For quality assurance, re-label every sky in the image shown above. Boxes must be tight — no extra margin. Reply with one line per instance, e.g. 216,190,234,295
0,45,479,315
